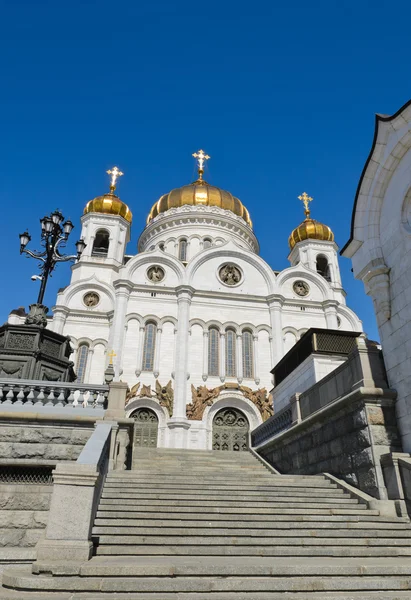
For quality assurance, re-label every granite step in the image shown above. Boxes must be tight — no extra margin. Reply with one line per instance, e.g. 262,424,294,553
102,486,346,497
98,498,365,509
92,525,411,538
96,504,373,515
4,570,411,593
107,476,336,487
94,515,411,527
93,534,411,546
100,492,357,504
103,482,343,493
95,544,411,556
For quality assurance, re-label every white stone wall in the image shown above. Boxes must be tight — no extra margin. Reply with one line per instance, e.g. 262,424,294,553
343,100,411,452
272,354,347,413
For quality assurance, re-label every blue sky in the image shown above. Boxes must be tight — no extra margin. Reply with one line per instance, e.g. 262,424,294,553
1,0,411,341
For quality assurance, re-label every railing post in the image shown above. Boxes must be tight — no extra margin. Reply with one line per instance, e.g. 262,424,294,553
105,381,128,419
290,393,301,426
35,423,112,567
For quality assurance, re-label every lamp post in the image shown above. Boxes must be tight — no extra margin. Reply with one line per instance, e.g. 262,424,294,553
19,210,86,327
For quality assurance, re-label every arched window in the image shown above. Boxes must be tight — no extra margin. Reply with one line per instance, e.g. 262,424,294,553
242,330,254,379
225,329,237,377
208,327,220,376
203,238,212,249
178,239,187,261
92,229,110,256
142,322,157,371
316,255,331,281
76,344,89,383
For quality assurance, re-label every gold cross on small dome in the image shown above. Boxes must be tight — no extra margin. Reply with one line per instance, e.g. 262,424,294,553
106,166,124,192
107,349,117,365
298,192,313,218
192,149,210,182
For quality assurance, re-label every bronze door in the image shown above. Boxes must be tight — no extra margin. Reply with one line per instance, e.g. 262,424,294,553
131,408,159,448
212,408,249,451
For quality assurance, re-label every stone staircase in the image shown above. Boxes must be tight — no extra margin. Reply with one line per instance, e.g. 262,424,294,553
2,448,411,598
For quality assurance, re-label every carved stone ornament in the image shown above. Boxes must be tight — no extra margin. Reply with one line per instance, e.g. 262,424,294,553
293,280,310,297
83,292,100,308
147,265,165,283
25,304,48,328
186,383,273,422
219,264,242,286
125,379,174,417
240,385,273,421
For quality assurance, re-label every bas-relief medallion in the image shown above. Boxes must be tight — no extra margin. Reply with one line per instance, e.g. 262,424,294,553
293,280,310,297
83,292,100,308
147,265,165,283
219,264,242,286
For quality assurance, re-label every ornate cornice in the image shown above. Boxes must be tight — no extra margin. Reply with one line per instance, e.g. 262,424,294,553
138,205,259,253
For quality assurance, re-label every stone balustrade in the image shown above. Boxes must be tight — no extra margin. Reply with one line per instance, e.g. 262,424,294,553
0,377,109,409
251,404,292,447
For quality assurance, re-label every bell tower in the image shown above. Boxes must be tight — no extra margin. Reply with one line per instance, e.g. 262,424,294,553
288,192,343,293
73,167,132,281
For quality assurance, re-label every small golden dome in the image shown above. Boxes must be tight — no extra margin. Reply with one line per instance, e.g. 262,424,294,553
84,192,132,223
147,182,252,228
289,217,334,250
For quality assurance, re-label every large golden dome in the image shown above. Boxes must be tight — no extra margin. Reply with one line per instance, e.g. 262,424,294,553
83,166,132,223
289,192,334,250
146,181,252,228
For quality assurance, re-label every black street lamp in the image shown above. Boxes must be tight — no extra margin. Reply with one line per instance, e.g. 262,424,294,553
19,211,86,326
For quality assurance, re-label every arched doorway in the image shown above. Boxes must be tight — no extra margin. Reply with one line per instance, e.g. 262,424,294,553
212,407,249,451
131,408,159,448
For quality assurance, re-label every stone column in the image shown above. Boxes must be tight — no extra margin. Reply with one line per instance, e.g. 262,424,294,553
323,300,339,329
219,332,226,382
52,307,69,335
135,325,145,377
109,280,133,380
253,334,260,385
172,285,195,419
236,333,243,383
267,296,284,368
202,330,209,381
84,348,94,383
153,326,162,378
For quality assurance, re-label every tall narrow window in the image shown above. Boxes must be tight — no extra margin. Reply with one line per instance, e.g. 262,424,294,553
92,229,110,256
242,330,254,379
225,329,237,377
316,255,331,281
142,322,157,371
76,344,89,383
178,239,187,261
208,327,220,376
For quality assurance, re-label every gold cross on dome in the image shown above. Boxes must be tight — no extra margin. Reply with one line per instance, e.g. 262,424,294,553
298,192,313,218
107,349,116,365
192,149,210,181
106,166,124,192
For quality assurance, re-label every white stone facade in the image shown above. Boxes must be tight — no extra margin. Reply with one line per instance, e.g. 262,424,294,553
343,99,411,452
11,180,362,448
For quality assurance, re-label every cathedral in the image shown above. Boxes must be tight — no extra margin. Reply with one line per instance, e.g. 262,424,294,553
10,151,362,450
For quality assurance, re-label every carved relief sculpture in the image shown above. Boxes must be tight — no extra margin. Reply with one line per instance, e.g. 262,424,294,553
147,266,165,283
293,280,310,297
125,380,174,416
187,385,221,420
83,292,100,307
219,264,241,286
241,385,273,421
154,380,174,416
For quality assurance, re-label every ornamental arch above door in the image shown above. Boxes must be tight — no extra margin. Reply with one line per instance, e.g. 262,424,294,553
212,407,249,451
